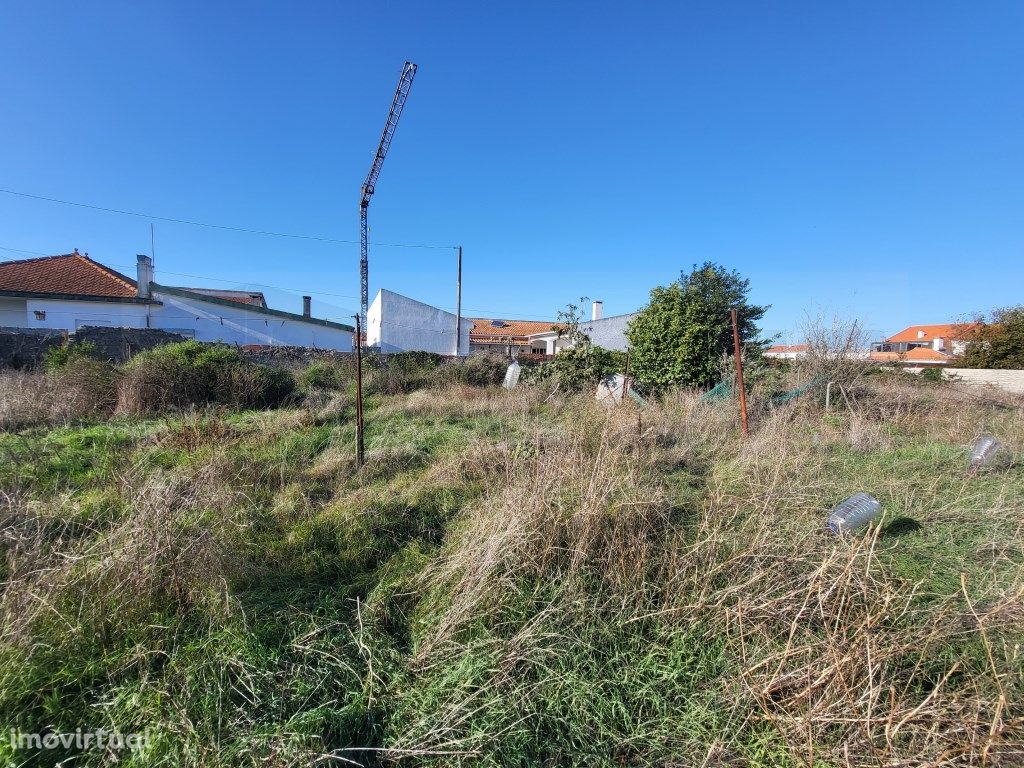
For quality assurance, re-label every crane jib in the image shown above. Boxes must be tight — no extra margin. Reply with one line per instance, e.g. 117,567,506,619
357,61,418,339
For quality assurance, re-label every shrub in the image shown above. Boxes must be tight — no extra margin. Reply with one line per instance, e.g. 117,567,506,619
363,351,445,395
44,340,103,371
523,345,626,391
117,341,295,414
299,360,345,392
439,354,509,387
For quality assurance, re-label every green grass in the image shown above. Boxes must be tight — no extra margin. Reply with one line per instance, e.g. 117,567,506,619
1,382,1021,766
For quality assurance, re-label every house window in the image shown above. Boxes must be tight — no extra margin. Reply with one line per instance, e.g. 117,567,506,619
531,347,545,355
33,310,46,321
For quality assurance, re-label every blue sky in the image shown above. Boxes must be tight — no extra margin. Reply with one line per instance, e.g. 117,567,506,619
1,1,1021,342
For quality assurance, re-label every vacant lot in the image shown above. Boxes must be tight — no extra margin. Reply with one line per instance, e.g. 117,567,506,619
0,363,1021,766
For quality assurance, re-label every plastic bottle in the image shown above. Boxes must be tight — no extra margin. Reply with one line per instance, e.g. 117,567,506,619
970,435,1002,469
827,492,882,534
502,361,521,390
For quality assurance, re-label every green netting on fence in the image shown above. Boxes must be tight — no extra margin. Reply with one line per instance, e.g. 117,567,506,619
700,377,822,405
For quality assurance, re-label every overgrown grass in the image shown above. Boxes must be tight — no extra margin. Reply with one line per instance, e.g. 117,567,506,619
0,369,1021,766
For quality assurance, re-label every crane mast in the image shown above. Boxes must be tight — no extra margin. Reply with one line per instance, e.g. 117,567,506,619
359,61,417,334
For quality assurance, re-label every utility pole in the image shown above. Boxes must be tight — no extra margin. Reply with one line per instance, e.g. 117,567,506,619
731,308,749,436
353,315,366,468
454,246,462,356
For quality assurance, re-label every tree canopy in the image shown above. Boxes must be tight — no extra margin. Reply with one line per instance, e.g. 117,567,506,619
962,306,1024,369
625,262,768,390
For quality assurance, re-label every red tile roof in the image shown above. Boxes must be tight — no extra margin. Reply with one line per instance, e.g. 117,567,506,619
469,318,561,343
886,323,977,343
766,343,809,354
0,251,137,298
870,347,954,363
176,288,267,307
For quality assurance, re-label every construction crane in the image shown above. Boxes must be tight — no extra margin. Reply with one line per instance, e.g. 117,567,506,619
358,61,418,334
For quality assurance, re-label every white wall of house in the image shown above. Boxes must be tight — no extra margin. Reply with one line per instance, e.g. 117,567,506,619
0,297,27,327
367,289,471,355
25,298,150,330
525,332,573,355
149,288,353,350
1,292,352,350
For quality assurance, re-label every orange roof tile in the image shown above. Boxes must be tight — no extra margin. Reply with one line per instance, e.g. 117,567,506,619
870,347,953,363
886,323,977,343
177,288,267,307
767,343,809,353
469,318,561,343
0,251,137,298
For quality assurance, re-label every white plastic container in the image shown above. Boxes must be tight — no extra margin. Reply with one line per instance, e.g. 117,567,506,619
502,361,521,390
970,435,1002,469
827,492,882,534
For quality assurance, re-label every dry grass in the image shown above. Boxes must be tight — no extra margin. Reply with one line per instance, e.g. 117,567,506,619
0,459,248,648
0,363,117,431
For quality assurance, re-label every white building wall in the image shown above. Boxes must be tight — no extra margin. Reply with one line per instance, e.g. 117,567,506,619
26,298,150,330
368,289,471,355
149,289,353,350
0,297,27,327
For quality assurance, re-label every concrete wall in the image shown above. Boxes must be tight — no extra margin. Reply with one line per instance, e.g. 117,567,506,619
367,289,471,356
945,368,1024,394
581,312,638,352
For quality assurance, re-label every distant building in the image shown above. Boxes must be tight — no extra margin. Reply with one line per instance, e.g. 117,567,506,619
469,318,563,357
367,288,472,355
765,343,810,360
0,251,354,350
869,323,978,367
520,301,638,355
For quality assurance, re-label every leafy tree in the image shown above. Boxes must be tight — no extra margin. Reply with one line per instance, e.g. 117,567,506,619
626,262,768,390
554,296,591,349
962,306,1024,369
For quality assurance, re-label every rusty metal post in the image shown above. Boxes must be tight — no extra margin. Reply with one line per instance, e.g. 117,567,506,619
354,314,366,468
731,309,749,436
621,347,631,406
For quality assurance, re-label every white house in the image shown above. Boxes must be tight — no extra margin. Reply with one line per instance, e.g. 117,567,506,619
0,251,354,350
524,301,637,354
367,288,471,355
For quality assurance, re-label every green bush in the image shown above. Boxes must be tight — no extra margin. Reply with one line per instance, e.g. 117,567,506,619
523,346,626,391
44,340,103,371
118,341,295,413
438,354,509,387
299,360,347,392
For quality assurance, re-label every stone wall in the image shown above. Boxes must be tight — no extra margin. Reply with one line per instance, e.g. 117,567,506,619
73,326,187,363
0,326,186,368
0,327,66,369
945,368,1024,394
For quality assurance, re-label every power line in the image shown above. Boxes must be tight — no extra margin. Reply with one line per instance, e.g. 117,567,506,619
0,188,456,250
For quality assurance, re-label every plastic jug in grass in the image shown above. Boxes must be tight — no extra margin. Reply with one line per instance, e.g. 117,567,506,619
827,492,882,534
970,435,1002,469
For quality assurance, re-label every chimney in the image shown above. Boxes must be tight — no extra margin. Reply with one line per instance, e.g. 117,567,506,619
917,330,926,339
591,300,603,321
136,255,154,299
302,295,312,317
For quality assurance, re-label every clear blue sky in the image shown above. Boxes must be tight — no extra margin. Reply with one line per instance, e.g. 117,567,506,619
1,1,1021,341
